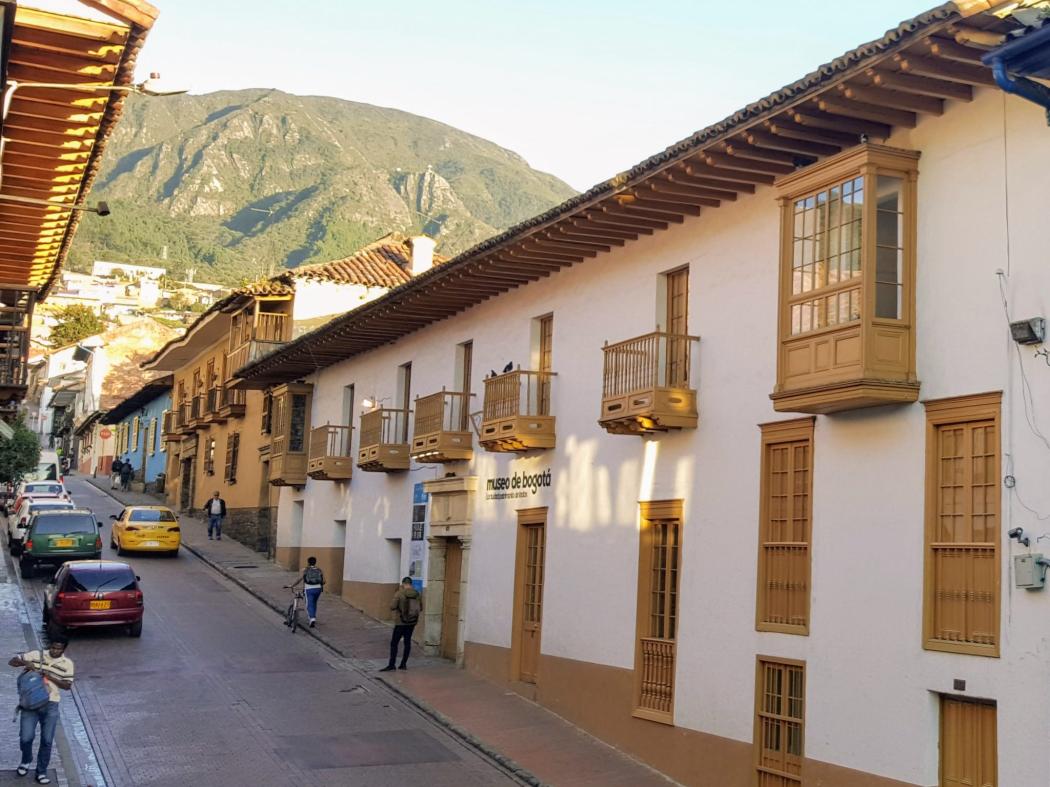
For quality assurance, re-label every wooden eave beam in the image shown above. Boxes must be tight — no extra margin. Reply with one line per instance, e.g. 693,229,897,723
893,53,995,86
506,248,585,264
553,229,626,246
666,169,756,193
865,68,973,101
568,220,644,238
629,195,708,213
742,129,840,157
498,253,573,269
718,141,798,165
529,237,606,255
702,151,794,176
685,162,775,185
602,204,685,224
763,118,862,147
924,36,986,64
649,179,738,201
815,95,917,128
8,47,120,79
583,211,668,230
837,83,944,115
791,109,891,139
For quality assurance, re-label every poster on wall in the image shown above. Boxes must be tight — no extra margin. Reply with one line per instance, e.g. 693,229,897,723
408,482,428,592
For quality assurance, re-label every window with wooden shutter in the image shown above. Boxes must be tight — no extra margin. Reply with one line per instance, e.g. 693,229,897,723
755,657,805,787
132,416,139,450
924,393,1001,657
261,390,272,435
224,432,240,483
203,438,216,475
757,418,814,634
633,499,683,724
147,419,156,456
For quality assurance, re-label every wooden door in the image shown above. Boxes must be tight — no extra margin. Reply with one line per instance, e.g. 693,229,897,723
440,540,462,659
517,521,545,683
941,697,996,787
666,267,689,387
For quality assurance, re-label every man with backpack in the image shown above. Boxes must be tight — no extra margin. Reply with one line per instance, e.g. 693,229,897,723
380,577,422,672
8,636,74,784
300,556,325,627
119,458,133,492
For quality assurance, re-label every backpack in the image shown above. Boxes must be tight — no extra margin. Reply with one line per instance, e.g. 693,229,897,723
400,593,421,625
303,566,324,586
17,668,50,712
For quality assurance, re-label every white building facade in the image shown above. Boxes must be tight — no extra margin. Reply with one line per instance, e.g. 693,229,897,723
237,7,1050,786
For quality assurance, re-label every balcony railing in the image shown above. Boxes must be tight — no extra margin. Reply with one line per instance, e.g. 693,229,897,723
228,312,289,376
636,637,675,719
216,384,246,418
189,395,208,430
162,410,181,442
307,424,353,481
175,401,192,433
480,369,555,452
357,407,410,472
205,387,221,420
600,330,699,435
411,390,472,463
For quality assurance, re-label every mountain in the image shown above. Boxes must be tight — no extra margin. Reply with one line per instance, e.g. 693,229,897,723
67,89,577,284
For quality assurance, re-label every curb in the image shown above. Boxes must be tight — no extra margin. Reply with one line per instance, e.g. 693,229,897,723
85,478,545,786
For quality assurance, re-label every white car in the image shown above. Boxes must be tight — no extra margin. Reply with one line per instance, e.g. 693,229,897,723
7,497,75,554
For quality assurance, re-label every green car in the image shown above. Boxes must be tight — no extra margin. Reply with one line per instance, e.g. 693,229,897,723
20,509,103,579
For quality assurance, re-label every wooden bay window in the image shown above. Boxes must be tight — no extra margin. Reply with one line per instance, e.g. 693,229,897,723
269,382,312,486
771,144,920,414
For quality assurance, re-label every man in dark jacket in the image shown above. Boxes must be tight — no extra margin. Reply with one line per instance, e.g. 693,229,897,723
206,491,227,540
109,457,122,490
118,458,133,491
380,577,421,672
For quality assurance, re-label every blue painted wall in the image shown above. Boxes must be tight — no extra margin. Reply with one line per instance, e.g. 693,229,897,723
114,390,172,484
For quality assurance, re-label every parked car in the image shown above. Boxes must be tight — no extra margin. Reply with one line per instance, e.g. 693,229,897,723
110,506,181,557
19,509,103,578
7,498,76,554
43,560,143,638
9,482,71,514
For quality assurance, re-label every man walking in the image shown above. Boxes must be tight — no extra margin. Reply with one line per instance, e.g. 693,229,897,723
109,456,122,490
119,458,133,492
380,577,421,672
300,556,325,627
206,491,226,540
9,636,74,784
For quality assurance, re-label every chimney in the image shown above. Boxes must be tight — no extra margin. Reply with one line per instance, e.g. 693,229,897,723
408,236,436,277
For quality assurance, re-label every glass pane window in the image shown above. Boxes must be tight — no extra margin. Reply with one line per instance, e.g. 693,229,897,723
875,175,904,319
289,393,307,452
789,176,863,336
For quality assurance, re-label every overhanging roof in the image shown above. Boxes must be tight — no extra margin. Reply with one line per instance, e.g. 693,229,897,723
101,372,170,423
237,2,1024,388
0,1,158,296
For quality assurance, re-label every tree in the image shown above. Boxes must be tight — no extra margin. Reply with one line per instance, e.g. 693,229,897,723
0,418,40,483
48,304,106,347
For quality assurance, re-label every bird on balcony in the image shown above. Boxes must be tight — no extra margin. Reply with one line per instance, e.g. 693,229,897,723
489,370,498,378
502,362,513,373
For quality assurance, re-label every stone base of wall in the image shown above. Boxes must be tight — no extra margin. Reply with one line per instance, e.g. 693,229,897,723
220,507,272,554
463,641,919,787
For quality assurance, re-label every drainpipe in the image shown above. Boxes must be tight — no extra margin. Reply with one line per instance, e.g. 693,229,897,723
988,56,1050,124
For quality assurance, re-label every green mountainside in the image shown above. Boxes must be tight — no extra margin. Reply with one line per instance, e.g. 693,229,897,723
67,89,577,284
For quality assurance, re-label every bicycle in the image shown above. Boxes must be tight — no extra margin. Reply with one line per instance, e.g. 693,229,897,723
283,584,305,633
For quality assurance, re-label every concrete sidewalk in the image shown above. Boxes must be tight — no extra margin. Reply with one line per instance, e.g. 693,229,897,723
81,474,676,787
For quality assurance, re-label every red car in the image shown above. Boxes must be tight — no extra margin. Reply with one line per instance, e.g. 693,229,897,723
43,560,144,638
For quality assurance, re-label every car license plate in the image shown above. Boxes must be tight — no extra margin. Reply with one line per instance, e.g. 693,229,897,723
144,541,160,547
54,538,74,547
89,600,111,610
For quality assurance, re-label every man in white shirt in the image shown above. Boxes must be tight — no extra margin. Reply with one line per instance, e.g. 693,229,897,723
9,636,74,784
206,491,226,540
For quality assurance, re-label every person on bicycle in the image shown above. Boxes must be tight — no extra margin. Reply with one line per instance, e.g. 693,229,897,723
298,557,325,627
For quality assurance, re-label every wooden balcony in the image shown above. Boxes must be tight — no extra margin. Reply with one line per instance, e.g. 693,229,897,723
175,402,193,434
411,390,473,463
216,385,246,419
599,331,699,435
480,369,555,452
357,408,410,472
204,387,222,422
270,435,307,486
162,410,181,443
189,395,208,430
228,311,289,376
307,424,353,481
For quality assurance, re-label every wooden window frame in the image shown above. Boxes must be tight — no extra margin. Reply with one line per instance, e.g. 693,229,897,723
146,418,156,457
203,437,216,476
633,499,683,725
510,506,548,683
224,432,240,484
756,417,815,635
923,391,1002,658
754,656,806,787
131,416,139,451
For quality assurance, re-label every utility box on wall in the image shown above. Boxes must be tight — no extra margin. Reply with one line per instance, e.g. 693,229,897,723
1014,553,1047,589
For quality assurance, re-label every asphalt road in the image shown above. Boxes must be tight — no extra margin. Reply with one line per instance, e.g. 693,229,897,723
15,476,520,787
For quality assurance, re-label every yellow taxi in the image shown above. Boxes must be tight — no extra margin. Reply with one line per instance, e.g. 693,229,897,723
109,506,181,556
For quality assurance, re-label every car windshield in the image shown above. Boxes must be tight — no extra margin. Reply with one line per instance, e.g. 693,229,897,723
25,484,62,495
128,509,176,523
32,514,96,535
65,567,136,593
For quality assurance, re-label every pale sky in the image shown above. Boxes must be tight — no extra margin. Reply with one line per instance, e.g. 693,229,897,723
43,0,933,190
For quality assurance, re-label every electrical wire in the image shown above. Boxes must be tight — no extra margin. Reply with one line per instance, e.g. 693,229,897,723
997,274,1050,454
